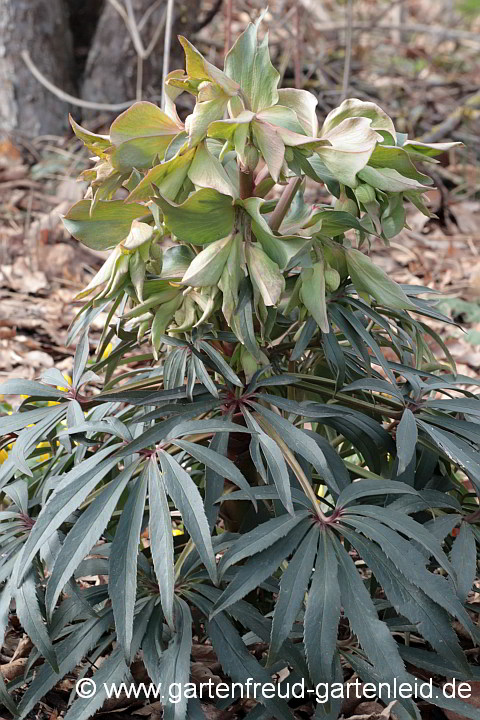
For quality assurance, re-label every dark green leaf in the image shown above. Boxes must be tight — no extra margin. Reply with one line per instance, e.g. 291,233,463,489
340,515,477,639
243,408,293,514
304,531,340,684
212,518,311,616
46,462,139,617
18,447,122,585
219,511,309,576
160,451,217,583
341,525,470,675
208,612,292,720
396,409,418,475
16,568,58,672
251,403,339,491
451,522,476,602
158,597,192,720
270,526,318,661
110,469,148,659
204,430,229,530
18,612,114,719
346,505,455,576
332,534,409,685
148,458,175,628
336,478,418,508
172,439,257,509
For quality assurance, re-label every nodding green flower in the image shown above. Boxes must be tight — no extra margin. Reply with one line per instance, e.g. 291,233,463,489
64,14,460,349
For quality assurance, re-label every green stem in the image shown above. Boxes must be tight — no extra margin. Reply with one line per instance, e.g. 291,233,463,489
174,538,195,582
268,176,302,233
256,415,328,523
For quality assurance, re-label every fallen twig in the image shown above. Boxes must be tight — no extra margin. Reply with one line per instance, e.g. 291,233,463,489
420,90,480,143
21,51,135,111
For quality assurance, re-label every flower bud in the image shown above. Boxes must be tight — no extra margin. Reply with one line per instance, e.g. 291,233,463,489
322,244,348,280
334,196,359,216
240,347,259,383
244,144,260,171
324,264,341,292
354,183,376,205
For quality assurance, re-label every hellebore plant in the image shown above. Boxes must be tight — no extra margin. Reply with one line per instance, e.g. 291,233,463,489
0,17,479,720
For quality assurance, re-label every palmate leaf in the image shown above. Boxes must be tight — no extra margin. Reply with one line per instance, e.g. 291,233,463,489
331,534,409,686
45,461,139,618
340,526,470,674
340,515,477,640
304,530,340,685
208,612,292,720
17,446,123,585
17,611,114,720
212,519,311,617
269,527,318,661
218,511,309,577
63,601,155,720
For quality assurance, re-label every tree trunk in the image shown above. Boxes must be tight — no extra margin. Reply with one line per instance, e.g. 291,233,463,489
80,0,198,114
0,0,76,137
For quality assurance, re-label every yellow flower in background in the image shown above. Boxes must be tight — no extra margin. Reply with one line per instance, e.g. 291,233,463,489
101,343,113,360
36,442,51,463
57,374,72,392
172,527,184,536
0,449,8,465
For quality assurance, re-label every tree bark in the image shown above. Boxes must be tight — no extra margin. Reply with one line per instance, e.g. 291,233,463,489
0,0,76,137
80,0,198,114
